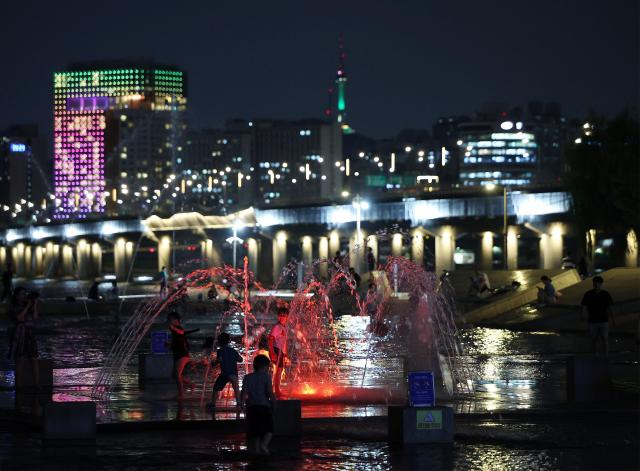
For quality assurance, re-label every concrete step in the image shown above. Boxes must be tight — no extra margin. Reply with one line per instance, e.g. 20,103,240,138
465,269,582,324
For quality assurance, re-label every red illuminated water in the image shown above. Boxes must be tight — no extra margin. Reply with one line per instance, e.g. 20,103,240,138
94,253,470,403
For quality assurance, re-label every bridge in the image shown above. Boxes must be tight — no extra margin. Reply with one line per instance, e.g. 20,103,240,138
0,190,599,283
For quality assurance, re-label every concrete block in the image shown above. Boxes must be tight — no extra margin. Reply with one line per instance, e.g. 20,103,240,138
138,353,174,387
388,406,454,444
15,358,54,390
567,356,612,401
43,401,96,441
273,400,301,436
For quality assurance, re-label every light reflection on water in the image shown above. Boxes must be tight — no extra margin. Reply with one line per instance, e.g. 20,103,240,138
0,311,635,412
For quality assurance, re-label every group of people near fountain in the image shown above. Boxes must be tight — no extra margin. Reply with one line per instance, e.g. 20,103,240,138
166,306,290,455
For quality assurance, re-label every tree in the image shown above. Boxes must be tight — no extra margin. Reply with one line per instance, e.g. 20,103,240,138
565,110,639,263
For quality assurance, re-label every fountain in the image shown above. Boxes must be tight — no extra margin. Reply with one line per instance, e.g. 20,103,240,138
92,249,474,403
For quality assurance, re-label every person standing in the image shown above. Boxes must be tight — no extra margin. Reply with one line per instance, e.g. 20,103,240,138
241,354,276,455
9,287,39,388
268,307,288,398
159,266,168,296
581,276,615,356
366,247,376,273
1,262,13,302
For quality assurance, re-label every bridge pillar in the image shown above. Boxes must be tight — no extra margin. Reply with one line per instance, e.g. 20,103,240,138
435,226,455,273
329,230,340,261
273,231,287,282
13,243,26,277
61,244,75,277
301,236,313,269
625,229,638,267
391,233,403,257
43,242,60,278
247,238,259,274
411,228,425,267
480,231,493,271
540,223,564,269
200,239,222,269
33,246,45,277
115,238,135,281
157,236,172,273
76,239,92,280
23,245,32,278
90,242,102,278
507,226,519,270
349,230,367,273
318,236,329,278
366,234,378,271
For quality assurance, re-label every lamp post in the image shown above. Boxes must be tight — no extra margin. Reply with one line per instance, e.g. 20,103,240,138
352,195,370,273
485,183,508,270
226,221,244,269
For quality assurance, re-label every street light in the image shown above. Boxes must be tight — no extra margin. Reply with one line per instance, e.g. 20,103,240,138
485,183,508,270
352,195,370,273
226,221,244,268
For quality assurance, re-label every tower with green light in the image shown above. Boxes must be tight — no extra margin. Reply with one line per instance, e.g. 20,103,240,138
335,37,354,135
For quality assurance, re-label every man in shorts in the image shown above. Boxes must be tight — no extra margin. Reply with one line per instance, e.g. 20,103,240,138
268,307,288,398
581,275,615,356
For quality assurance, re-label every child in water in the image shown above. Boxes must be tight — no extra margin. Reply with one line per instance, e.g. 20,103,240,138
167,311,195,398
268,307,288,398
211,332,243,412
241,354,276,455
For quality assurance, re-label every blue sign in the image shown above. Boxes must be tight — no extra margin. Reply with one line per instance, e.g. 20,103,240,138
151,331,169,354
10,143,26,153
408,371,435,407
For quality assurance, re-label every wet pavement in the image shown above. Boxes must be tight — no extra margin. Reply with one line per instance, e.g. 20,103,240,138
0,282,639,469
1,412,639,470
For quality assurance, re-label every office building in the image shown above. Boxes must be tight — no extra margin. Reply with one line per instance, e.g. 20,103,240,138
457,120,538,187
183,127,252,213
0,125,49,223
248,118,343,206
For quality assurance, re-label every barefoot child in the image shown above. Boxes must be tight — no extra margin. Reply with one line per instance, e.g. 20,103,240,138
268,307,288,398
167,311,195,398
241,354,276,455
211,332,243,411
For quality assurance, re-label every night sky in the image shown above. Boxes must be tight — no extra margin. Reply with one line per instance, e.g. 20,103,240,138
1,0,638,139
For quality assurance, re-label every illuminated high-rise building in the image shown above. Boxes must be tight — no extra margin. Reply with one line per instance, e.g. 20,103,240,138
457,120,538,187
53,61,186,219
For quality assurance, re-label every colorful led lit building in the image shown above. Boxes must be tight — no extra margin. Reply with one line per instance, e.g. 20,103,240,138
53,61,186,219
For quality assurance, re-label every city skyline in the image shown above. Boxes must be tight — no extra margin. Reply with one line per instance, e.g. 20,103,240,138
0,0,638,139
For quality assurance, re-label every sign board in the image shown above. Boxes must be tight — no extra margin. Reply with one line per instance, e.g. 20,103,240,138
416,409,443,430
408,371,435,407
151,331,169,354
